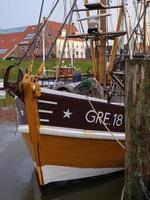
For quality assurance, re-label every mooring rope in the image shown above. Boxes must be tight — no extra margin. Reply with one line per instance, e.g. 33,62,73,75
135,173,150,200
120,186,125,200
87,97,125,150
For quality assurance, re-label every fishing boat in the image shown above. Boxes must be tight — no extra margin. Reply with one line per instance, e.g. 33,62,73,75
3,0,129,186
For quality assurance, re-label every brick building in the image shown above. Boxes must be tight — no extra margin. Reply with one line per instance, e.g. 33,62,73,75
0,20,86,60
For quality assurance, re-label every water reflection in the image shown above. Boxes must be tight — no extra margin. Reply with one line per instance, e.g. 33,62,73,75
0,122,124,200
40,174,124,200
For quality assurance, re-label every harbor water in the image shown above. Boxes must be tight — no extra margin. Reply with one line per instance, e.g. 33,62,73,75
0,121,124,200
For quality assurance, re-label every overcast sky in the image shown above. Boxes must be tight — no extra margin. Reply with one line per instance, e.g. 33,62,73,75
0,0,84,29
0,0,138,30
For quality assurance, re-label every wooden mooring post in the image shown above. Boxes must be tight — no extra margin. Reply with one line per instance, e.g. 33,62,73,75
124,59,150,199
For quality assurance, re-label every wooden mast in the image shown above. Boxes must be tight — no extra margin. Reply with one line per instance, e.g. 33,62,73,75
98,0,106,85
84,0,97,78
107,0,124,83
143,0,147,54
42,17,46,75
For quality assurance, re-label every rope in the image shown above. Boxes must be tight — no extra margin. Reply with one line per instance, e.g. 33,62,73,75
121,186,125,200
46,0,78,59
32,0,45,55
17,0,60,66
125,2,149,51
75,4,91,58
87,96,125,150
136,173,150,200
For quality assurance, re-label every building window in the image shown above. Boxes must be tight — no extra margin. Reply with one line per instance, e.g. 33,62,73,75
76,51,78,58
61,29,66,37
81,52,83,58
21,46,27,52
24,33,35,40
20,40,29,44
0,48,8,54
58,51,61,57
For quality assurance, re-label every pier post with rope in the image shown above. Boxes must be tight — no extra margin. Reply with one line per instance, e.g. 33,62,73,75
124,59,150,200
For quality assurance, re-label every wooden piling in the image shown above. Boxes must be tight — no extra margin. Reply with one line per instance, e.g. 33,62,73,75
124,59,150,199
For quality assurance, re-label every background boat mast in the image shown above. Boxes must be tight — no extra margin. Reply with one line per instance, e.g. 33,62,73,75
107,0,124,83
42,17,46,75
143,0,147,54
98,0,106,85
84,0,97,78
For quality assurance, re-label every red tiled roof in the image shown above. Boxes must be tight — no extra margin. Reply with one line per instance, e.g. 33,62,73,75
47,21,77,36
46,21,83,41
0,21,81,59
0,32,26,58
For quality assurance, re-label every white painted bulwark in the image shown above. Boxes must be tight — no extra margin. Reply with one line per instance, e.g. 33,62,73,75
42,165,124,184
41,88,123,105
18,125,125,141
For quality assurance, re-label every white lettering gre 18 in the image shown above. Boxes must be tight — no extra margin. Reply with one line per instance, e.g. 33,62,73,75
85,110,123,127
112,114,123,126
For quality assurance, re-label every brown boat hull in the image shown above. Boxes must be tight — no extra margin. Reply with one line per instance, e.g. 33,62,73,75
22,131,124,185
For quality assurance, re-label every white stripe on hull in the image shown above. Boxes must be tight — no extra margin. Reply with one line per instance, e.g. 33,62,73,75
39,109,53,114
38,99,58,105
40,119,50,122
41,165,124,185
18,125,125,140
